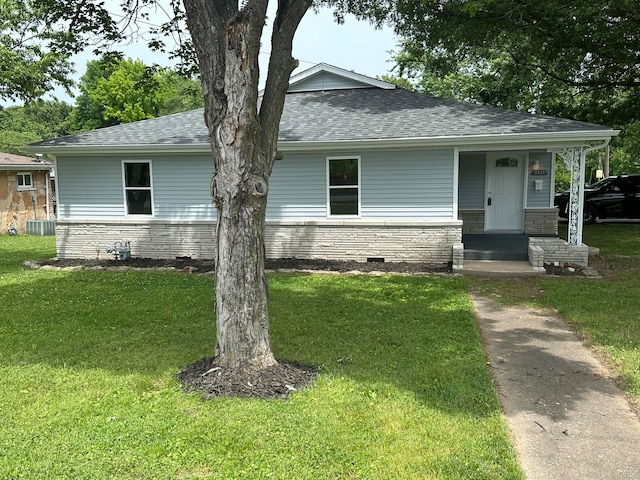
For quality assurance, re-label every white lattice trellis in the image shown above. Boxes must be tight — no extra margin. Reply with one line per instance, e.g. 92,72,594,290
550,146,584,246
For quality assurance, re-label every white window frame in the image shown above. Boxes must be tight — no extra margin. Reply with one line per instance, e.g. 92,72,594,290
326,156,361,218
17,172,34,191
122,160,154,216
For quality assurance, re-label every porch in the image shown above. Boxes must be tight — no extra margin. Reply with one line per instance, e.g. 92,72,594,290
463,233,539,261
459,233,591,275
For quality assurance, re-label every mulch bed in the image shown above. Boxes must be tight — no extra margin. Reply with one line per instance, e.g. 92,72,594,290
176,357,319,400
38,256,451,275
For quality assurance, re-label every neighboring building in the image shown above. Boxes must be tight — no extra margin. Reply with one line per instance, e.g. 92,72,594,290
28,64,618,267
1,152,55,235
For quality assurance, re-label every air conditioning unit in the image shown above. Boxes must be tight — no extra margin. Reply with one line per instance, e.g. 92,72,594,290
25,220,56,236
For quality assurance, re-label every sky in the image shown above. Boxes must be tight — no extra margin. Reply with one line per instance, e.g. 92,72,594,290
6,6,398,106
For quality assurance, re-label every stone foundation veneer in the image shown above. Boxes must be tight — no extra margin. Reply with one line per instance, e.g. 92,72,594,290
54,219,463,264
528,237,589,267
459,210,485,234
524,208,558,235
460,208,558,235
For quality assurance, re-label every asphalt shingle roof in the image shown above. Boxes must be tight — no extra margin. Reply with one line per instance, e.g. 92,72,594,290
0,151,52,167
33,87,611,148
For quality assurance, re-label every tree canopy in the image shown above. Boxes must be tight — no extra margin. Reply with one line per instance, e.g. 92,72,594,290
0,99,71,154
388,0,640,173
0,0,123,101
70,55,203,132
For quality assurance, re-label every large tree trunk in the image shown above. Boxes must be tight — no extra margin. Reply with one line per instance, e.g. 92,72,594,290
183,0,311,371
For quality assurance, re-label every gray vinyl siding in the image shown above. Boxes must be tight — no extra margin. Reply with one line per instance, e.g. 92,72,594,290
361,149,454,219
152,155,216,220
267,153,327,219
56,156,124,218
267,149,455,220
59,149,455,222
527,152,553,208
458,153,486,209
56,154,217,220
288,72,372,93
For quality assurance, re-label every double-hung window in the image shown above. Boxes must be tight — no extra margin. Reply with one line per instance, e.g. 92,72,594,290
17,172,34,190
123,161,153,215
327,157,360,216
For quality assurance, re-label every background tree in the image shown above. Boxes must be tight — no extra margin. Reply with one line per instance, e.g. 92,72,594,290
388,0,640,175
70,55,204,132
69,55,122,132
0,0,121,101
0,100,72,154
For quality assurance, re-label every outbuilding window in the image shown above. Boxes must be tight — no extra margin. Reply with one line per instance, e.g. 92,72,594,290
327,157,360,216
17,172,34,190
123,161,153,215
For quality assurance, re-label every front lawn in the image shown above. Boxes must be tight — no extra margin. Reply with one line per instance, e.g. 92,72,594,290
0,235,523,479
473,222,640,407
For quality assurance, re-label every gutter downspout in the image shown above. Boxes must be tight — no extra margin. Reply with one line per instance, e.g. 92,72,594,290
45,170,50,221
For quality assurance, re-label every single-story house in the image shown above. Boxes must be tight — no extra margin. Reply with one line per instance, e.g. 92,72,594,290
29,63,618,267
1,152,55,235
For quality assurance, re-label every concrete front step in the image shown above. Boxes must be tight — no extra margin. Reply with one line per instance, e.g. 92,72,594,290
458,260,546,277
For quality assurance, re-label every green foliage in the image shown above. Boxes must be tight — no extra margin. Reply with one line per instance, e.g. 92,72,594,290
0,99,71,154
391,1,639,107
379,74,415,91
0,0,120,101
0,236,524,479
392,45,579,115
610,122,640,174
89,58,168,124
70,56,203,132
68,55,122,132
388,0,640,168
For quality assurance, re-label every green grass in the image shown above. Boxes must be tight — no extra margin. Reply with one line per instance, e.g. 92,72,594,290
0,235,523,479
472,223,640,406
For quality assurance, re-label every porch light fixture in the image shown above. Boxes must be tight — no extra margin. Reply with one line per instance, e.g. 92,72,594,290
532,159,540,171
596,153,604,179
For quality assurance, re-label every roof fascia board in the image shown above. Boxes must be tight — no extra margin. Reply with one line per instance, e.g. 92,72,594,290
278,130,620,153
24,144,214,156
26,130,619,156
288,63,396,91
0,164,53,170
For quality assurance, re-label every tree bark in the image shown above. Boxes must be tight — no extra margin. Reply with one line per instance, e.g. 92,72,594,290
182,0,311,371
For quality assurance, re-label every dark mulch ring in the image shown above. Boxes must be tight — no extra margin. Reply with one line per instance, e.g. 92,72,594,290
176,357,319,400
38,256,451,274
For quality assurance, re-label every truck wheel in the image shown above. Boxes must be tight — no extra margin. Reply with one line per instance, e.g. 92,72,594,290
584,205,597,224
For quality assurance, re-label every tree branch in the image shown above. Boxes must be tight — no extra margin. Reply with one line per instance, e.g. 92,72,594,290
259,0,313,166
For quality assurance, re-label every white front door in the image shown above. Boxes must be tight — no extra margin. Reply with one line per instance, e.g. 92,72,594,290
485,153,525,231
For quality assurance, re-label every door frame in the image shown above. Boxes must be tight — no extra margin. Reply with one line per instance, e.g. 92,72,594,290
484,151,527,232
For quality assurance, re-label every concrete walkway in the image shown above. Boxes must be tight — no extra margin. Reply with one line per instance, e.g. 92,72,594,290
472,296,640,480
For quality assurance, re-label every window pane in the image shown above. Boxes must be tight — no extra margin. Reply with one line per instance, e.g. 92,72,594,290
125,163,150,187
126,190,152,214
330,188,358,215
496,158,518,168
329,159,358,186
17,174,32,187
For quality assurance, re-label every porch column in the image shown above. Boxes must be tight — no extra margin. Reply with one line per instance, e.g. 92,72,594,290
549,147,584,246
